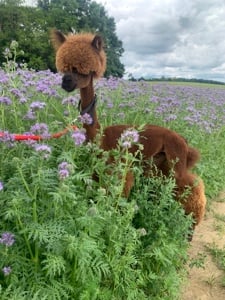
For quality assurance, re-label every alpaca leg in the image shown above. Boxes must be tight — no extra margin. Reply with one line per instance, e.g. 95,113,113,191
186,147,200,169
180,174,206,225
164,136,189,179
123,171,135,198
176,174,206,239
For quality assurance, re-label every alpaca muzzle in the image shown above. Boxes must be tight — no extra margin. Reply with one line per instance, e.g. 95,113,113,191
62,74,76,92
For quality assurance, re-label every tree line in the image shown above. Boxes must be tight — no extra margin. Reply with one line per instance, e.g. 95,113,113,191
0,0,125,77
135,76,225,85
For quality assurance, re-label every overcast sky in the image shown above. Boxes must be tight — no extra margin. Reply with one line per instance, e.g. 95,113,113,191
94,0,225,81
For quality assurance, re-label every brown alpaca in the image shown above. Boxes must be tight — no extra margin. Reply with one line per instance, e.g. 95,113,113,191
51,30,106,141
51,30,206,231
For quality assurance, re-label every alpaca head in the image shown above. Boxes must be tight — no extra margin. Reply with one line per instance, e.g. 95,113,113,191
51,30,106,92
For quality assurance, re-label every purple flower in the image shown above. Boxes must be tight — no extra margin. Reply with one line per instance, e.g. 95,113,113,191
36,82,49,93
30,123,50,139
120,128,139,149
0,131,15,147
0,181,3,191
58,162,70,170
77,113,93,125
107,102,113,108
58,169,70,180
71,129,86,146
0,232,15,247
23,109,36,120
58,162,71,180
2,266,12,276
22,138,37,147
19,96,27,104
30,101,46,110
34,144,51,153
0,96,12,105
34,144,51,158
10,88,22,98
164,114,177,122
62,95,79,106
30,122,48,133
0,73,9,84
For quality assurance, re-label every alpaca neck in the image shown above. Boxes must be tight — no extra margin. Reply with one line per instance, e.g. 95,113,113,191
79,79,100,142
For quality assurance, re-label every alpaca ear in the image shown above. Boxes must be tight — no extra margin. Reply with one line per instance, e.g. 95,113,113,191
50,29,66,50
92,35,103,52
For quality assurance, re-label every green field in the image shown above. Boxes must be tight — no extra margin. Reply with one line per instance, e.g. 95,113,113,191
1,61,225,299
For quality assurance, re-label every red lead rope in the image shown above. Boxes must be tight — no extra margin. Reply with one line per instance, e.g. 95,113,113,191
0,125,78,141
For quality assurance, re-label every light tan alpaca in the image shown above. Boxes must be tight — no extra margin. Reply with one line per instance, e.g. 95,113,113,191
51,29,206,234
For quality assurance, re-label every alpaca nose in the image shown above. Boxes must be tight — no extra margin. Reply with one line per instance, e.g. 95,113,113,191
63,74,72,82
62,74,72,85
62,74,75,91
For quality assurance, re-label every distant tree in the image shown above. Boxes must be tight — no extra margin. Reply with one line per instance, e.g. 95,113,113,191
37,0,49,10
37,0,79,31
0,0,125,77
0,3,52,69
86,1,124,77
37,0,125,76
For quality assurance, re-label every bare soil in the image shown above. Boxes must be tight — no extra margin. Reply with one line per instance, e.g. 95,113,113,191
180,193,225,300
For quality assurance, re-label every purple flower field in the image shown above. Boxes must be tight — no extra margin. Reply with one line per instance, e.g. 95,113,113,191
1,67,225,197
1,65,225,298
97,77,225,134
1,68,225,135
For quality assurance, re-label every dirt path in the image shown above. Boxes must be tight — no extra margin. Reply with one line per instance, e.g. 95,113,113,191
180,193,225,300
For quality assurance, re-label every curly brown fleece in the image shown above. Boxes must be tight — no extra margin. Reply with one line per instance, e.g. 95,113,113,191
51,30,106,78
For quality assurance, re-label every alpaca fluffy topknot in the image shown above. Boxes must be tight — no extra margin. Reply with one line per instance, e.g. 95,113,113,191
51,30,106,78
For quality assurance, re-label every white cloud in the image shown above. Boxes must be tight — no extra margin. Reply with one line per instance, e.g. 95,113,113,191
96,0,225,81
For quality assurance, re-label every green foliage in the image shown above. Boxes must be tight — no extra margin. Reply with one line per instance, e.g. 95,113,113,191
0,137,191,298
0,0,124,77
189,252,207,269
206,243,225,288
0,134,191,299
132,173,192,299
1,47,225,298
0,60,191,297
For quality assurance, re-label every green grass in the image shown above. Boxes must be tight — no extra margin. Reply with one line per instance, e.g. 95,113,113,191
1,44,225,298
